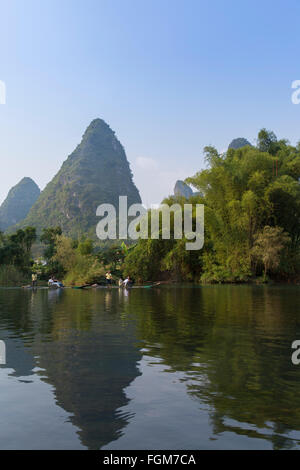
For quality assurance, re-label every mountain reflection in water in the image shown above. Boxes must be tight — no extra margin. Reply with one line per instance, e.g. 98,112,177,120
0,285,299,450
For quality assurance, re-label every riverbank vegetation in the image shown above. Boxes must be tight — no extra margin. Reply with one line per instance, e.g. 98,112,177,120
0,225,125,286
0,227,36,285
34,228,126,286
124,129,300,283
1,129,300,285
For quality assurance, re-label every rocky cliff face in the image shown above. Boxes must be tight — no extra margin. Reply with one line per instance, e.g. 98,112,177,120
19,119,142,237
0,177,40,231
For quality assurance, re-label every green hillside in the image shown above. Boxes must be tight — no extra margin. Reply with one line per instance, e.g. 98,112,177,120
19,119,141,237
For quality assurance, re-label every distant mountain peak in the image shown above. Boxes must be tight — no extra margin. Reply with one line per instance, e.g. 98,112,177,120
82,118,113,139
228,138,252,150
174,180,194,198
0,177,40,231
18,119,141,237
19,176,37,184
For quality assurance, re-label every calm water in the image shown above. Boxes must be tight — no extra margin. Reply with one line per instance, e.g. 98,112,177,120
0,285,300,449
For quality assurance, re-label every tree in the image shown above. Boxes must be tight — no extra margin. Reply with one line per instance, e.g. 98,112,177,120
23,227,37,254
203,146,221,167
251,226,290,276
97,244,126,272
52,234,105,285
53,235,77,272
77,238,93,256
0,227,36,272
40,226,62,261
123,128,300,283
257,128,279,155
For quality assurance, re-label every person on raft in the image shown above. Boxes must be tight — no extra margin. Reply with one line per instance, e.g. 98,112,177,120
48,276,64,288
32,273,38,288
122,276,132,288
105,271,113,286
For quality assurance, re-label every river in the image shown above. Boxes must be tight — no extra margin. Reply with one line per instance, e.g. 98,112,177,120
0,285,299,449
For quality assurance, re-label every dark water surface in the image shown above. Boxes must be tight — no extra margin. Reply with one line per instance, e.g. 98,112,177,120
0,285,300,449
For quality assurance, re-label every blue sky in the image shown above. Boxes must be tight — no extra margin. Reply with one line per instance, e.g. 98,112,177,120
0,0,300,206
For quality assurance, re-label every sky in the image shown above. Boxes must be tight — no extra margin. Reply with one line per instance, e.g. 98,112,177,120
0,0,300,206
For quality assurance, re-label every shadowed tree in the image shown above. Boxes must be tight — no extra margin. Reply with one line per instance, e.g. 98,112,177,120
251,226,290,276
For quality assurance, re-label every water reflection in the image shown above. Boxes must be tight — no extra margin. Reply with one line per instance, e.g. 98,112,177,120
0,286,299,449
122,286,300,449
0,289,142,449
